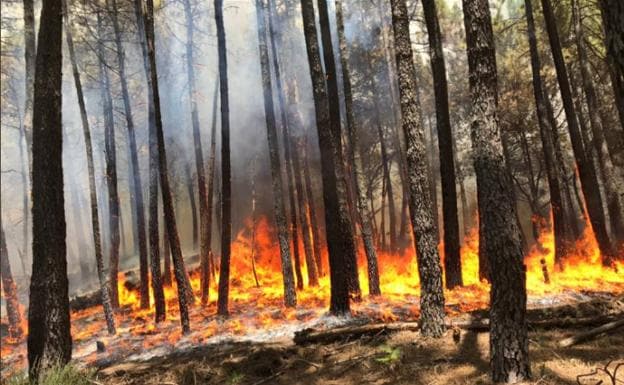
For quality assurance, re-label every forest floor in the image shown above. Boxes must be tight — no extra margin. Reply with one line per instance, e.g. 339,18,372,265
97,325,624,385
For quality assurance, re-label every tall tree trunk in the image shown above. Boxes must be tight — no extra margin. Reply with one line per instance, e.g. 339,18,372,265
145,0,192,332
28,0,72,377
132,0,165,322
422,0,462,289
64,1,116,334
256,0,298,304
540,0,616,265
269,0,318,287
204,79,219,298
336,0,380,295
300,0,358,313
524,0,570,267
302,138,324,276
427,118,440,237
182,0,210,304
1,219,23,339
109,0,150,310
22,0,35,172
390,0,445,337
572,0,624,247
462,0,530,381
96,11,122,310
215,0,233,316
19,112,30,276
598,0,624,131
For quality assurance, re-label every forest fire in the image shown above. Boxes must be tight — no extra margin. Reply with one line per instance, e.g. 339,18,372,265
1,217,622,378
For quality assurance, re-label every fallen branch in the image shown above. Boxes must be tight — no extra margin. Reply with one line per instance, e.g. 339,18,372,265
294,314,623,345
559,318,624,347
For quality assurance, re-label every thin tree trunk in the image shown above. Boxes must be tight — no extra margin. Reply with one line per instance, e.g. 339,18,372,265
64,0,116,334
28,0,72,377
204,79,219,298
215,0,233,317
422,0,461,288
453,137,470,236
22,0,35,172
256,0,297,304
462,0,530,381
540,0,616,265
1,219,23,339
336,0,380,295
390,0,445,337
145,0,192,332
132,0,166,322
109,0,149,310
18,115,30,276
96,10,122,310
572,0,624,247
598,0,624,131
302,138,324,276
427,117,440,237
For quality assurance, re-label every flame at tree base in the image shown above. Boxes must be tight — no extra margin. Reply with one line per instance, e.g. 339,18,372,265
1,217,622,375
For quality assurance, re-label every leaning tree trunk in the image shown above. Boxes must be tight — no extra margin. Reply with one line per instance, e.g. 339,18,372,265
462,0,531,381
64,0,116,334
132,0,166,321
390,0,445,337
256,0,297,304
96,11,122,310
540,0,616,265
28,0,72,378
268,0,318,287
215,0,233,317
421,0,462,289
109,0,149,309
525,0,570,268
145,0,192,332
182,0,211,304
336,0,380,296
1,219,23,339
572,0,624,248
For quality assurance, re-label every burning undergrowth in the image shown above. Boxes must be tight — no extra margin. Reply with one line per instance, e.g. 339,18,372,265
1,217,623,379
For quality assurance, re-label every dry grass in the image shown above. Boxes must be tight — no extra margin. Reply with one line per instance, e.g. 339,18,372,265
97,327,624,385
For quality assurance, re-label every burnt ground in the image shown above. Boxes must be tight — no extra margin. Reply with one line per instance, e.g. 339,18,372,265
98,327,624,385
97,296,624,385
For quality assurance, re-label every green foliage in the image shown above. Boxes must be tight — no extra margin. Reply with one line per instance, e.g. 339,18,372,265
375,345,402,364
4,364,95,385
227,371,245,384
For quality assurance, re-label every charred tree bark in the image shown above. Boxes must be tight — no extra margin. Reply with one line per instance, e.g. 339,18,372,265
96,11,122,310
336,0,380,296
422,0,462,289
300,0,357,313
64,1,116,334
540,0,616,265
145,0,192,332
390,0,445,337
109,0,149,310
572,0,624,248
256,0,297,304
28,0,72,377
524,0,571,266
1,219,23,339
132,0,165,322
462,0,531,381
215,0,233,316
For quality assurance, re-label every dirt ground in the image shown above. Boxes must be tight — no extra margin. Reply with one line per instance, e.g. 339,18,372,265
98,325,624,385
